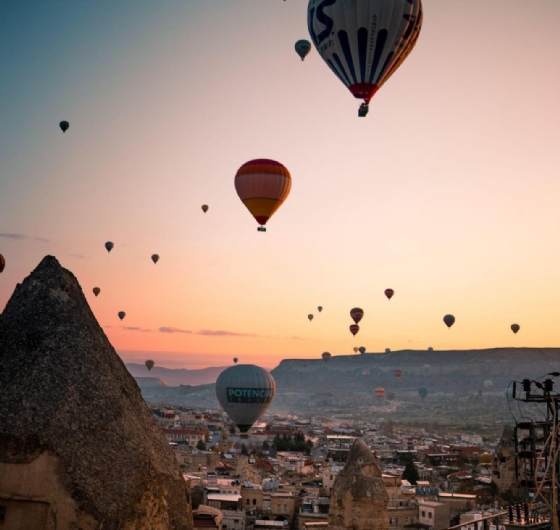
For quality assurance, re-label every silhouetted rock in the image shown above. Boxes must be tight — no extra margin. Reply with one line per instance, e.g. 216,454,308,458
328,438,388,530
0,256,193,529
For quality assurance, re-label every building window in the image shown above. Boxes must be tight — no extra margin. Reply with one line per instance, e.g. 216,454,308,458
405,517,409,524
0,505,5,524
246,499,250,505
395,518,399,525
429,512,433,519
284,504,287,512
422,511,426,517
390,518,393,525
253,499,256,505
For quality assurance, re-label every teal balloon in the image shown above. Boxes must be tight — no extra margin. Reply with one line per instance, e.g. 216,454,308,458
418,386,428,400
359,347,366,355
215,365,276,433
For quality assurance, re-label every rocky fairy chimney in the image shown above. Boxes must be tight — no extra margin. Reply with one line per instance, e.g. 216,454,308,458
0,256,193,529
492,425,517,493
328,438,389,530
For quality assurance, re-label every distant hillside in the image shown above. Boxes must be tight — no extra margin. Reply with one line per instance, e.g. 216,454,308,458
126,364,228,387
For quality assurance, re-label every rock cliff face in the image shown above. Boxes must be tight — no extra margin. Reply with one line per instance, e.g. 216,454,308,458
0,256,193,529
328,438,388,530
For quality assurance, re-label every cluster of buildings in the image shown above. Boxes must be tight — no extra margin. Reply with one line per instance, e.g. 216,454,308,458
151,407,538,530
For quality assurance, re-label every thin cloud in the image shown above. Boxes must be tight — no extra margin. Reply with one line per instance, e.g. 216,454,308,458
70,253,86,259
159,327,192,334
123,326,153,333
34,237,49,243
196,329,258,338
0,233,26,240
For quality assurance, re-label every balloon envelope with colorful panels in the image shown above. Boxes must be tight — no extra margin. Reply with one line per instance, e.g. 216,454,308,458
350,324,360,336
418,386,428,400
295,39,312,61
118,311,126,321
234,159,292,232
359,346,366,354
322,352,331,363
215,364,276,433
374,387,385,399
394,369,403,380
443,314,455,328
307,0,423,114
511,324,520,334
59,120,69,133
105,241,114,253
151,254,159,264
0,254,5,273
384,289,394,300
145,360,154,371
92,287,100,297
350,308,364,324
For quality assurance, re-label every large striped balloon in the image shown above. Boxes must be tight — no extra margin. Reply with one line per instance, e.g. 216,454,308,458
235,159,292,229
307,0,423,104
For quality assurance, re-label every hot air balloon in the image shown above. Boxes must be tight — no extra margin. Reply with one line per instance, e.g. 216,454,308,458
151,254,159,264
215,364,276,433
384,289,394,300
308,314,314,322
350,308,364,324
145,360,154,371
105,241,114,253
350,324,360,336
418,386,428,400
318,306,323,312
59,120,69,133
374,387,385,399
202,204,209,213
385,348,391,354
0,254,5,273
233,357,239,364
307,0,423,116
234,159,292,232
93,287,100,297
359,346,366,355
322,352,331,363
386,391,396,400
511,324,520,334
422,364,431,376
484,380,493,390
118,311,126,321
427,347,434,352
295,39,312,61
394,369,403,380
443,314,455,328
353,347,359,354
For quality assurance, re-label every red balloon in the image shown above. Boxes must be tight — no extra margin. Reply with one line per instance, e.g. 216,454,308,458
350,307,364,324
350,324,360,336
394,369,403,380
374,387,385,399
384,289,394,300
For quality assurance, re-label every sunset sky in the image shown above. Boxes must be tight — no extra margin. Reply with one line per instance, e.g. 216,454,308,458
1,0,558,370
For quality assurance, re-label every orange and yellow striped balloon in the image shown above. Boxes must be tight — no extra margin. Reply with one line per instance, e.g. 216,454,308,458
234,159,292,228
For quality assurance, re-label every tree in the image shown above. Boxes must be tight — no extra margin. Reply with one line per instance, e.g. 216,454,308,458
402,462,419,485
196,439,207,451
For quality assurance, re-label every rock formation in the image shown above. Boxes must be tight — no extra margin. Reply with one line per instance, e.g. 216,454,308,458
492,425,517,493
328,438,389,530
0,256,193,529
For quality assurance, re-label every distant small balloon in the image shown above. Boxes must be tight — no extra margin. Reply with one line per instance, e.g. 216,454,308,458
484,380,493,390
59,120,69,133
295,39,312,61
394,369,403,380
118,311,126,321
145,359,154,371
443,314,455,328
350,308,364,324
105,241,114,253
427,347,434,352
350,324,360,336
511,324,520,334
93,287,100,297
358,346,366,355
202,204,209,213
374,387,385,399
317,306,323,312
308,314,314,322
322,352,331,363
0,254,5,273
384,289,394,300
233,357,239,364
353,347,359,354
151,254,159,264
418,386,429,400
385,348,391,354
